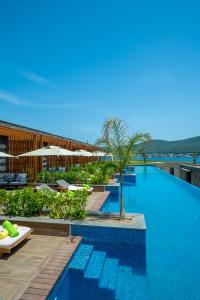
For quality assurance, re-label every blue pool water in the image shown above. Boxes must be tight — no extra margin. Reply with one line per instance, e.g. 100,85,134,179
102,166,200,300
48,166,200,300
48,241,147,300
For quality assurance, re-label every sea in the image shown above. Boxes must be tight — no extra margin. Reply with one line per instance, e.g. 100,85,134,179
137,156,200,164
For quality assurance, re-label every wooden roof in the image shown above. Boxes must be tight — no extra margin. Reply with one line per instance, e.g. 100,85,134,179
0,120,95,147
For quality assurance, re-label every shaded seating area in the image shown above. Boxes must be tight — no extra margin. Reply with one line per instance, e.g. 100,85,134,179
36,183,57,192
56,179,94,193
0,173,28,188
34,181,94,194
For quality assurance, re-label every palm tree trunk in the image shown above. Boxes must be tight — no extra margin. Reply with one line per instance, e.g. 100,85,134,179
119,171,124,220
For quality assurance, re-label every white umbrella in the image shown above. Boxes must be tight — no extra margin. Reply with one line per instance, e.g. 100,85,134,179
92,151,106,157
73,149,93,157
0,151,15,158
106,153,113,157
19,145,75,157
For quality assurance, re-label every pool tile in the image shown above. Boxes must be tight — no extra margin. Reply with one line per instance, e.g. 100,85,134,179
116,266,133,300
99,257,119,290
69,244,94,271
84,250,106,279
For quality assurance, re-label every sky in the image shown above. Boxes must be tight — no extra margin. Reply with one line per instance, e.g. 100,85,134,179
0,0,200,143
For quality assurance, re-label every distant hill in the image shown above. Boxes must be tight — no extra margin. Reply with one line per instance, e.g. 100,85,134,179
138,136,200,154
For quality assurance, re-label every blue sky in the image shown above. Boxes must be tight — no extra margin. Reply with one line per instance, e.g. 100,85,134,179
0,0,200,143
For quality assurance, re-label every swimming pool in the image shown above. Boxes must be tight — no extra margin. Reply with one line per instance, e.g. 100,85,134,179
102,166,200,300
48,240,147,300
48,166,200,299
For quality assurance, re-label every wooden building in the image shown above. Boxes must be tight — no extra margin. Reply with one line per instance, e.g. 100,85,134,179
0,120,98,179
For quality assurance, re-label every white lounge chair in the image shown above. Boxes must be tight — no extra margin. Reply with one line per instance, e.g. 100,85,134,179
36,183,57,193
0,225,32,255
56,180,93,193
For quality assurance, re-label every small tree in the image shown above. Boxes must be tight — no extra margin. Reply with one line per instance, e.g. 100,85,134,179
142,152,147,164
96,117,150,220
192,151,197,165
138,149,147,164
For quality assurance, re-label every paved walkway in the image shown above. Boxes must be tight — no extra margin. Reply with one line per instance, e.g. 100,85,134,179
0,235,80,300
86,191,109,211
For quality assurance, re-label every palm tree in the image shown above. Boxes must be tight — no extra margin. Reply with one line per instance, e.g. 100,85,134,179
96,117,150,220
192,151,197,165
138,148,147,164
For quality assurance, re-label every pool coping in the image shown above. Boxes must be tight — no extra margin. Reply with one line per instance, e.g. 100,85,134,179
0,212,146,230
72,213,146,230
19,235,82,300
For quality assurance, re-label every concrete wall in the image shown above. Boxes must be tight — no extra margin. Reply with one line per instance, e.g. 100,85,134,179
179,164,200,187
159,163,200,188
0,216,70,236
159,163,180,177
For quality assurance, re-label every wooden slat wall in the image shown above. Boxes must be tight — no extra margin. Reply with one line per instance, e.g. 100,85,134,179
0,126,98,179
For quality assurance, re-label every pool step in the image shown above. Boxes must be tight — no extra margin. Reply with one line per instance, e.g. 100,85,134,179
69,243,148,299
132,272,149,300
116,266,133,300
84,250,106,279
69,244,94,271
69,272,115,300
99,257,119,290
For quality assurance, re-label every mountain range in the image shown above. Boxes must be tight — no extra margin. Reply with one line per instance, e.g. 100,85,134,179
138,136,200,154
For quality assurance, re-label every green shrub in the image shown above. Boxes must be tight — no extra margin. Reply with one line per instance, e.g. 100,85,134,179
36,162,113,185
0,189,9,214
0,188,44,217
36,171,59,183
0,188,88,219
49,190,87,219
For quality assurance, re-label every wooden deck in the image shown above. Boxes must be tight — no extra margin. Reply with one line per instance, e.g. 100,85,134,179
0,191,109,299
86,191,110,211
0,234,81,300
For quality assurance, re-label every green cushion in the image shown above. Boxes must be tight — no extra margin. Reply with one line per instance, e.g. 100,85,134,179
2,220,19,238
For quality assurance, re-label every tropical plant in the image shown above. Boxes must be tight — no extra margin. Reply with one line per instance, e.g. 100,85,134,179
140,151,147,164
96,117,150,220
36,162,111,185
0,188,45,217
48,190,87,219
192,151,197,165
0,188,88,219
137,143,149,164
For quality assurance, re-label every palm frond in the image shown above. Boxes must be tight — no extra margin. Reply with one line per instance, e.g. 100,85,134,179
97,116,151,220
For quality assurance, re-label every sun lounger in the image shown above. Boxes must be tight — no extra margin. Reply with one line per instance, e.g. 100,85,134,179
36,183,57,193
56,180,93,193
0,225,32,255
